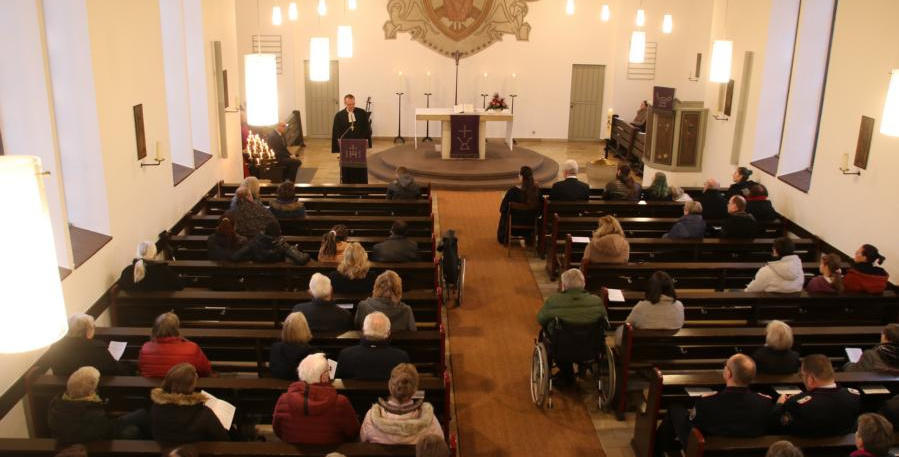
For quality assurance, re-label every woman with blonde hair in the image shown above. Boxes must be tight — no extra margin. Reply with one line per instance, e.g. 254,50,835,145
806,253,844,294
119,241,183,291
319,225,349,263
355,270,416,332
581,215,630,269
150,363,229,445
750,320,800,375
269,312,319,380
229,176,261,210
328,242,377,294
360,364,443,444
139,312,212,378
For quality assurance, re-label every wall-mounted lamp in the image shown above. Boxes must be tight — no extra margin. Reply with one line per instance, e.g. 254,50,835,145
839,153,861,176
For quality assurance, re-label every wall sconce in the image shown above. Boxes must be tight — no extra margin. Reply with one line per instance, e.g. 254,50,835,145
839,153,861,176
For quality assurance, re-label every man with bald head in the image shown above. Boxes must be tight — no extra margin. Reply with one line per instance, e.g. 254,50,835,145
334,312,410,380
698,178,728,220
656,354,773,454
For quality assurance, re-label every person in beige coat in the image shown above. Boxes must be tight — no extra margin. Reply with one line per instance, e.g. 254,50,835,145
360,364,442,445
581,215,630,270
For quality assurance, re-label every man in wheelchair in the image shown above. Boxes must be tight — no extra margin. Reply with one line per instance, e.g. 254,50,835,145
536,269,608,387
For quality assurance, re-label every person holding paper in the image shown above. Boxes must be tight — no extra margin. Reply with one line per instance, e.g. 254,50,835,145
750,320,801,375
46,313,120,376
655,354,773,454
272,353,360,444
292,273,353,333
269,312,319,381
335,312,410,381
150,363,229,445
331,94,371,153
771,354,860,437
844,324,899,373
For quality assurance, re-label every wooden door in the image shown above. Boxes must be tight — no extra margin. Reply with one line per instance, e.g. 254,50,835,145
567,64,605,141
304,60,339,138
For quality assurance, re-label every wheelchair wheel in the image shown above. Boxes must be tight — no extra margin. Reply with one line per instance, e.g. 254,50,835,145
530,341,550,407
596,344,617,410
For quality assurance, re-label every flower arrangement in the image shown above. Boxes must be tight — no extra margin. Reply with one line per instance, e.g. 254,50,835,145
485,93,508,111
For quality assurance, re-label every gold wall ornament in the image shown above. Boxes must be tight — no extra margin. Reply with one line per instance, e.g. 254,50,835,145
383,0,537,58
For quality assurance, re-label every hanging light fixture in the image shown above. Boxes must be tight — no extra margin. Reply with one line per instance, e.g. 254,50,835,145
288,2,298,21
245,53,279,125
272,5,282,25
565,0,574,16
709,40,733,83
662,14,673,33
0,156,68,353
629,31,646,63
636,9,645,27
317,0,327,16
881,69,899,136
600,4,610,21
348,0,357,10
337,25,353,58
310,37,330,82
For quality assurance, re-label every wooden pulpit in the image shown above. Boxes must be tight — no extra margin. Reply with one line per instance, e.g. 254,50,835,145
339,138,369,184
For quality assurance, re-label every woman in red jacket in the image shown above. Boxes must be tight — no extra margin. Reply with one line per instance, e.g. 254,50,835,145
139,313,212,378
272,352,359,444
844,244,889,294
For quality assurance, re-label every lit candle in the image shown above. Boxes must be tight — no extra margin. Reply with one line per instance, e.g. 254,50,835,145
155,141,162,161
482,72,489,94
426,71,432,93
841,153,849,170
397,71,404,93
510,73,518,95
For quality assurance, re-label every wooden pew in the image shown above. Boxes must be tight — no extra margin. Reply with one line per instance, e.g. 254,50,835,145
26,375,448,441
111,289,441,330
613,324,885,419
175,215,434,238
202,197,433,217
632,369,899,457
582,261,824,291
607,116,646,173
91,327,445,377
603,290,899,328
219,181,431,200
166,235,435,262
167,260,438,292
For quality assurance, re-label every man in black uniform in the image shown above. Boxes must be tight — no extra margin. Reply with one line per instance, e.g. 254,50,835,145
771,353,860,437
655,354,773,455
331,94,371,153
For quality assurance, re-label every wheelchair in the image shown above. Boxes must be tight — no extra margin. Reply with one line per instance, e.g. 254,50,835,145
437,230,466,308
530,317,616,410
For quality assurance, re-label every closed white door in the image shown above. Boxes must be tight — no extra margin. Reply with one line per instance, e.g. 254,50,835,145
568,64,606,141
304,60,339,138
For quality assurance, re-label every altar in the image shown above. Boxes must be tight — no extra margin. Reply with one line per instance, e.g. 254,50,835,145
414,108,514,160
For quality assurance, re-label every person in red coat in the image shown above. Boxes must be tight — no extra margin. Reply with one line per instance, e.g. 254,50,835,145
139,313,212,378
844,244,889,294
272,352,360,444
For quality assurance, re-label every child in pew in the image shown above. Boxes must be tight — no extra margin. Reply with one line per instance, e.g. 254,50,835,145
48,366,150,446
319,225,349,263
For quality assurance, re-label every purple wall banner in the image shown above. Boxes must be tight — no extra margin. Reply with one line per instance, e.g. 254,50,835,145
450,115,479,159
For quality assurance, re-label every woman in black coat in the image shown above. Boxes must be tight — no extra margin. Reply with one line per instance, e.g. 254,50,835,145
497,166,540,244
269,312,319,380
750,320,800,375
726,166,757,197
150,364,229,445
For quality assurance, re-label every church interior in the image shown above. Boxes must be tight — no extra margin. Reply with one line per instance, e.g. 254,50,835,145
0,0,898,456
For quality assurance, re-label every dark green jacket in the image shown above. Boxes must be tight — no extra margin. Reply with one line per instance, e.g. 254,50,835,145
536,288,606,332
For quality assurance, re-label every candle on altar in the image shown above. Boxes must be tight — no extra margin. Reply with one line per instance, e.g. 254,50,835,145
397,71,404,93
426,71,432,93
510,72,519,95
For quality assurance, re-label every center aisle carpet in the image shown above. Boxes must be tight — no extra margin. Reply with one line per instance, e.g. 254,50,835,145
436,190,605,456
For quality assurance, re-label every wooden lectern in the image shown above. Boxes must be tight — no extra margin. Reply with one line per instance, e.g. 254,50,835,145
339,138,369,184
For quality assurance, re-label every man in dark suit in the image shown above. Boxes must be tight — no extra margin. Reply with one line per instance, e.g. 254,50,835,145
698,178,728,220
549,160,590,201
334,312,410,380
292,273,352,332
46,313,120,376
266,122,301,181
371,220,419,263
331,94,371,153
656,354,773,454
720,195,759,238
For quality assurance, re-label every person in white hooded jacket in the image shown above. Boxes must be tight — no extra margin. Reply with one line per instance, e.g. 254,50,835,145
745,237,805,293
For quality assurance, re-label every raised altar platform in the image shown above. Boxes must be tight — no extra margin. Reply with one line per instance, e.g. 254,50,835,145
366,141,559,190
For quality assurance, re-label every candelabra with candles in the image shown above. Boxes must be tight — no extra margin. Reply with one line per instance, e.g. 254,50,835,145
245,133,275,165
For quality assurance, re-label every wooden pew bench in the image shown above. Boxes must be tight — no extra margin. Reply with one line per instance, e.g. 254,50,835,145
25,375,448,440
167,260,438,291
219,181,431,200
176,215,434,238
202,197,433,217
166,235,435,262
583,261,824,291
90,327,445,377
111,289,442,330
632,369,899,457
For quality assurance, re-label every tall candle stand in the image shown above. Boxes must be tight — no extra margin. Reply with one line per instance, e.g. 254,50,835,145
423,93,433,142
481,93,489,109
394,92,406,144
510,94,518,145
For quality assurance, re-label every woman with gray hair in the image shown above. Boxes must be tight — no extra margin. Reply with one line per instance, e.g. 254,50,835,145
46,313,119,376
664,201,706,239
355,270,416,332
360,363,443,444
138,312,212,378
750,320,800,375
118,241,183,291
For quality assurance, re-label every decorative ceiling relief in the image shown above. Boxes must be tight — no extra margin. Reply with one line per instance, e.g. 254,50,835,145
383,0,537,58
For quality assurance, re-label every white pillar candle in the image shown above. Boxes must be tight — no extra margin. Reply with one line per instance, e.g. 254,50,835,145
155,141,163,161
426,71,432,93
841,152,849,170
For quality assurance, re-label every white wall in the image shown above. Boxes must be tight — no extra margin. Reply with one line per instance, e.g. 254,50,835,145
0,0,243,437
235,0,713,140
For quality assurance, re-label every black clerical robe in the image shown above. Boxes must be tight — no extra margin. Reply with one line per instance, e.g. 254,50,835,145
331,108,371,153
